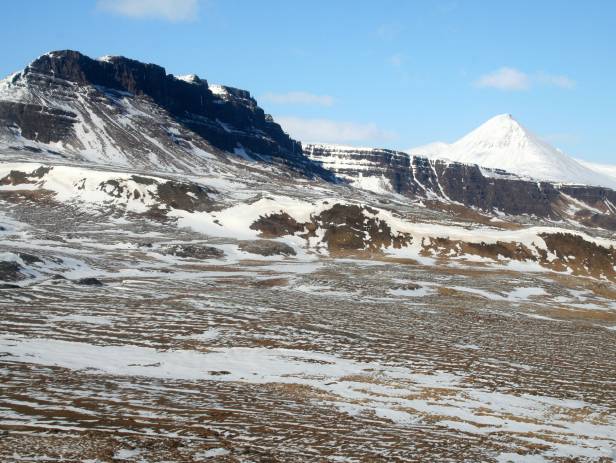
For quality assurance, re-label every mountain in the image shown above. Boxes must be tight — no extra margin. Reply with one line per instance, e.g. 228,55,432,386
0,50,331,179
2,51,616,462
578,159,616,182
306,143,616,223
410,114,616,189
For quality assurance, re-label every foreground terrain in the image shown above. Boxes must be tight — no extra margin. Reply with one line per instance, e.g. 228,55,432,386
1,50,616,462
1,160,616,462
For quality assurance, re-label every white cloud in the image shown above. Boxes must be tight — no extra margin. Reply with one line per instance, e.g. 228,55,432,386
261,91,334,107
475,67,576,91
536,72,576,89
276,116,397,144
97,0,198,22
475,67,530,91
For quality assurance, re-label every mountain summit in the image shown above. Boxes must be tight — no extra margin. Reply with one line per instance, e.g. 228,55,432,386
0,50,331,179
411,114,616,189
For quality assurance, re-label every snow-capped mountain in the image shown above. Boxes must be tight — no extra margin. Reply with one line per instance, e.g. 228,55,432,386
410,114,616,189
306,143,616,220
2,51,616,225
0,50,331,179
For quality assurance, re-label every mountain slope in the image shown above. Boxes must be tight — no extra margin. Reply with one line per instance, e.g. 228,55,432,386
0,50,331,179
578,159,616,182
306,143,616,223
409,114,616,189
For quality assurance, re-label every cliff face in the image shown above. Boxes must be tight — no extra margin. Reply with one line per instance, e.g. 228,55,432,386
306,144,615,222
0,50,330,178
2,50,615,227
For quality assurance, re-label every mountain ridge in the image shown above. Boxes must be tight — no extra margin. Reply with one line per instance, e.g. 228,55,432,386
0,49,333,180
2,50,616,227
409,114,616,189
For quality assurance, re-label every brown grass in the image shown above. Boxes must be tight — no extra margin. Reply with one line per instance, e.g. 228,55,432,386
252,278,289,288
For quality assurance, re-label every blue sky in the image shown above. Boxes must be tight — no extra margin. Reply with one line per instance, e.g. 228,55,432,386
1,0,614,162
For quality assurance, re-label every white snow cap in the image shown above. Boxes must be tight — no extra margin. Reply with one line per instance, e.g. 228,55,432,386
208,84,228,97
176,74,201,84
410,114,616,189
97,55,117,63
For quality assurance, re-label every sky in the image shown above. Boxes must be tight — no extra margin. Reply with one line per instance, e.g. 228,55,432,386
1,0,614,163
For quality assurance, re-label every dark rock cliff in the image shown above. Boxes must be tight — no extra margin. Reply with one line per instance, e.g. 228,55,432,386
0,50,331,179
307,144,612,220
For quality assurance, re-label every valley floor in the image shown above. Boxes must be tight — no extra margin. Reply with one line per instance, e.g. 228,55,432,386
1,192,616,462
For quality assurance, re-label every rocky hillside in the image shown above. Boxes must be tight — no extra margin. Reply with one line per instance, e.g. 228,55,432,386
306,143,616,229
0,50,331,179
4,50,615,232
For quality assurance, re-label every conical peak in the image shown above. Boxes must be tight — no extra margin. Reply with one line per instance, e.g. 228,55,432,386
455,113,536,151
493,113,513,120
475,113,523,132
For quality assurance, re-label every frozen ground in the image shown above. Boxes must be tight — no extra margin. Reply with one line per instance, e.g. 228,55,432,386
1,164,616,462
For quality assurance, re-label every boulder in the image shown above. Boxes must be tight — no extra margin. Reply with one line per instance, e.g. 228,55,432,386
162,244,224,259
238,240,296,257
76,277,104,286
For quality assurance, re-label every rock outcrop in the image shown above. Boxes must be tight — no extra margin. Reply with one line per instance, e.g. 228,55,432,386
0,50,331,179
307,144,616,222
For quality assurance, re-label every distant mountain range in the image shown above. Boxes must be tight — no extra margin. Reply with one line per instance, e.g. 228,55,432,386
1,50,616,227
410,114,616,189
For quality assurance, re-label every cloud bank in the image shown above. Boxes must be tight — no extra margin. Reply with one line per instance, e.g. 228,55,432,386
276,116,397,145
97,0,198,22
475,67,575,91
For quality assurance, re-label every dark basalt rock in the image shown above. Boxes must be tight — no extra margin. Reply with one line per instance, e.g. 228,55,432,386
18,253,43,265
427,237,536,262
11,50,333,180
97,176,217,213
574,209,616,231
238,240,296,256
0,261,24,281
250,212,305,238
313,204,411,252
391,283,421,291
162,244,224,259
75,277,104,286
0,167,51,186
156,181,216,213
40,234,66,242
0,101,77,144
131,175,158,186
307,145,602,219
539,232,616,279
431,161,560,217
559,185,616,212
0,283,21,289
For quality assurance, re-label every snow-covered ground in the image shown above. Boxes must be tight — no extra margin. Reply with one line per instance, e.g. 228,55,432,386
3,161,615,281
2,155,616,461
